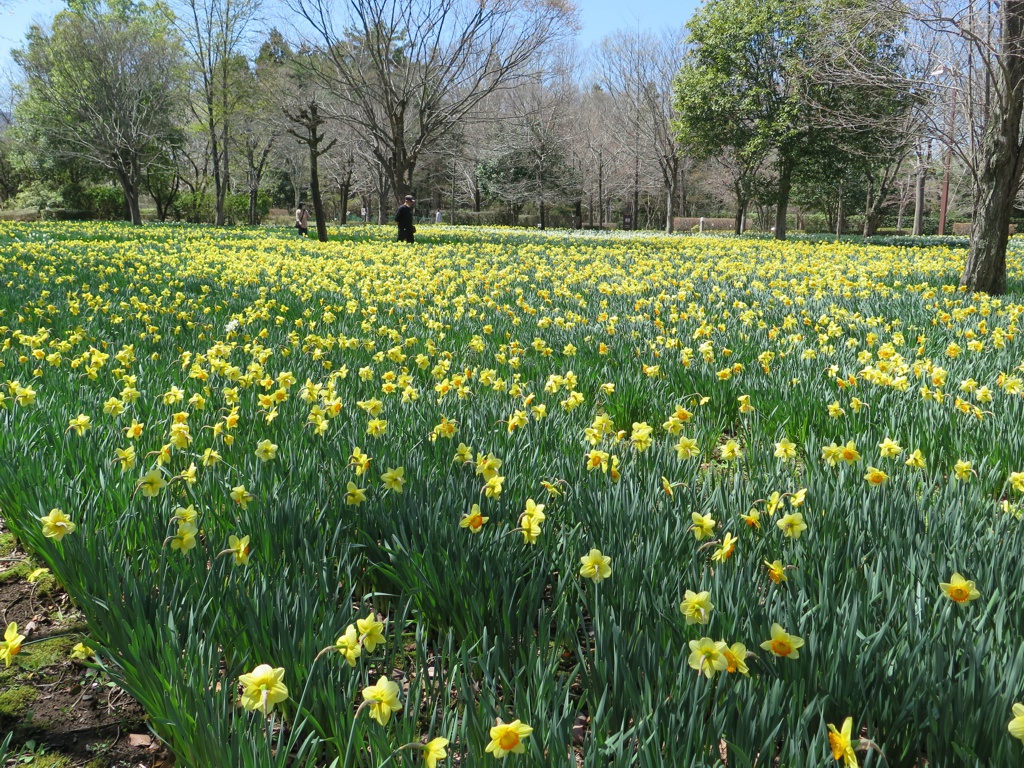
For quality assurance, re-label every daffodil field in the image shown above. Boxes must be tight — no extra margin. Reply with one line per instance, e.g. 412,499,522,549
4,221,1024,767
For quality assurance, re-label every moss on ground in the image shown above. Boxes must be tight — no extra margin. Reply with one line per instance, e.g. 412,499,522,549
0,560,33,583
0,684,37,717
0,532,17,556
17,636,78,671
22,756,74,768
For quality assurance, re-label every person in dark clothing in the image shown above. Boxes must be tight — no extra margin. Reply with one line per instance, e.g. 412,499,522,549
395,195,416,243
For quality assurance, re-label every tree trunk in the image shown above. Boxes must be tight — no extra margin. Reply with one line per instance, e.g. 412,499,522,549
309,140,328,242
340,174,351,225
665,173,675,234
249,188,259,226
774,164,792,241
734,198,748,235
913,163,926,236
961,0,1024,294
116,174,142,226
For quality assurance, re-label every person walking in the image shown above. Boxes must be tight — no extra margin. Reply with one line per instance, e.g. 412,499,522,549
395,195,415,243
295,202,309,237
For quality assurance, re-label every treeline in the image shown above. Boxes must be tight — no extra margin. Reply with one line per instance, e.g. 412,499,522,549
0,0,1020,291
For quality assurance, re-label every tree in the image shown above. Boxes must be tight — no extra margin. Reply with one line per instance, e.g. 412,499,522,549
284,97,336,242
674,0,825,240
952,1,1023,293
290,0,577,206
597,29,687,233
798,0,922,235
14,5,184,224
235,30,291,225
175,0,261,225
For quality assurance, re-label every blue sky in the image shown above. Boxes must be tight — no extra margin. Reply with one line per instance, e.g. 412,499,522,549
1,0,702,76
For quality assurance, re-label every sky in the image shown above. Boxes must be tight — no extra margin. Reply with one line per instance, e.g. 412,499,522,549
0,0,702,79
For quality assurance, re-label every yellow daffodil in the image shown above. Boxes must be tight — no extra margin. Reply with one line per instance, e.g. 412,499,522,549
362,676,403,725
381,466,405,492
839,441,861,464
691,511,716,540
460,504,489,532
345,481,366,505
719,439,743,461
905,449,926,469
334,624,361,667
484,474,505,499
939,572,981,603
227,534,251,566
485,718,533,758
422,737,449,768
138,469,168,498
675,436,700,460
579,548,611,582
680,589,713,625
765,559,787,583
40,508,76,541
1009,703,1024,744
357,614,385,652
774,438,797,461
778,512,807,539
66,413,91,436
723,642,749,675
0,622,25,667
863,467,888,486
230,485,254,508
878,437,902,459
71,642,95,661
687,637,728,678
254,439,278,461
827,717,858,767
740,508,762,529
760,623,804,659
239,664,288,713
711,532,737,562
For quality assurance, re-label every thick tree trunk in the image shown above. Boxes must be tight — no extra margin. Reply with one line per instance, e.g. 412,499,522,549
249,188,259,226
774,164,792,241
309,141,328,243
961,0,1024,294
116,161,143,226
734,198,748,235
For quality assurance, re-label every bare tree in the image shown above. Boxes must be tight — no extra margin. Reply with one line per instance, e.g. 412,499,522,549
597,28,687,232
175,0,261,225
289,0,577,206
891,0,1023,292
284,97,336,242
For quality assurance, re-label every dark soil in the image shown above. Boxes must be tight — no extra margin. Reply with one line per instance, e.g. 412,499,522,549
0,523,172,768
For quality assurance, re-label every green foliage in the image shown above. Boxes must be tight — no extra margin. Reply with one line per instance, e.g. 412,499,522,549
225,192,271,225
12,4,185,223
2,223,1024,766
